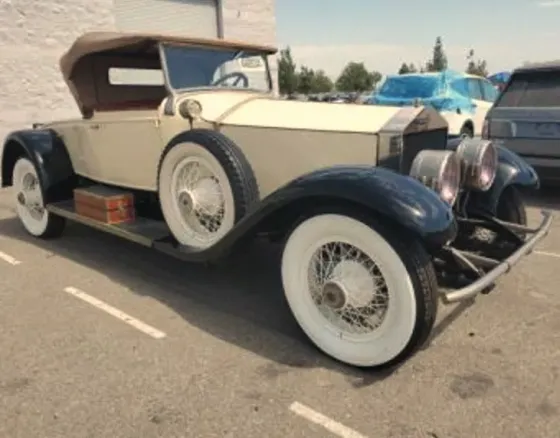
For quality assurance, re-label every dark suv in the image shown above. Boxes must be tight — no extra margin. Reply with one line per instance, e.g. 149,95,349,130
483,61,560,185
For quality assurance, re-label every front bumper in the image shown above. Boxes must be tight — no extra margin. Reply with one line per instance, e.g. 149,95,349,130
440,209,553,304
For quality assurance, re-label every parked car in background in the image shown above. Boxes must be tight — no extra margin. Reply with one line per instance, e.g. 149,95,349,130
368,70,499,138
483,61,560,186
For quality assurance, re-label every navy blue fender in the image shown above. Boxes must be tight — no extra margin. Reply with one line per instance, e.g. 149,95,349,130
447,137,539,214
1,129,77,203
155,165,458,262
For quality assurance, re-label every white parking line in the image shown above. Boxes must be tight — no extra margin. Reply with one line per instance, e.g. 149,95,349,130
0,250,21,265
63,287,166,339
534,250,560,259
289,402,367,438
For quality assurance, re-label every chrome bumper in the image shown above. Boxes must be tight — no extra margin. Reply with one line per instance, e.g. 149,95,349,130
442,210,553,304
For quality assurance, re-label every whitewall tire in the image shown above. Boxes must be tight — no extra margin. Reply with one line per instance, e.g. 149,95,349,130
281,212,438,368
12,157,65,238
159,142,236,249
158,131,259,250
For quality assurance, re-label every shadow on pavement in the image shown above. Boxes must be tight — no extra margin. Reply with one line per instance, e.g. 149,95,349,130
0,215,415,387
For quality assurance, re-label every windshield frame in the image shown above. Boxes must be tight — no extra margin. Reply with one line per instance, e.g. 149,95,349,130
158,42,273,95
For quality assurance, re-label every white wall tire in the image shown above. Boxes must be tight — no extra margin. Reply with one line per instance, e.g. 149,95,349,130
158,131,259,250
12,157,65,238
281,213,438,368
159,142,236,248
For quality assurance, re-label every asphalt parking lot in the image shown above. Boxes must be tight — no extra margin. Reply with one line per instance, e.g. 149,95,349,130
0,188,559,438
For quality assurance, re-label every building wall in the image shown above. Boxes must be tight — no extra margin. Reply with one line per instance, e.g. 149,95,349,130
0,0,277,143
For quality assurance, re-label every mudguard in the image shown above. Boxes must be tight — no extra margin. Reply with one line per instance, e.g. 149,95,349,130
447,137,539,214
154,166,458,262
1,129,76,203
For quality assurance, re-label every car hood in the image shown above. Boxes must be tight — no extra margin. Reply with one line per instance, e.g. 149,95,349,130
179,91,402,133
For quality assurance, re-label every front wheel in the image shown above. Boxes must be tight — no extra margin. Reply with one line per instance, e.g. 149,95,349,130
281,212,439,368
12,157,66,238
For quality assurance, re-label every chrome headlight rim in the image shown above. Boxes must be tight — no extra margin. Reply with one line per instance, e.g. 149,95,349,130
409,150,462,206
455,138,497,192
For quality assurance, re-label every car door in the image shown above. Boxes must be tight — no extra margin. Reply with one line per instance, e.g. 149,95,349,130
466,78,489,134
83,111,164,190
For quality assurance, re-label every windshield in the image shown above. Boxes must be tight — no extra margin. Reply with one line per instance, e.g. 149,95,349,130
378,75,441,99
161,44,271,93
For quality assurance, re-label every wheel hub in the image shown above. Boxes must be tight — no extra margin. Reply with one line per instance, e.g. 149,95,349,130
177,191,195,216
321,281,348,310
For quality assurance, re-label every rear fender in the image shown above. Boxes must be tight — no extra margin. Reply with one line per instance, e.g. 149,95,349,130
1,129,76,203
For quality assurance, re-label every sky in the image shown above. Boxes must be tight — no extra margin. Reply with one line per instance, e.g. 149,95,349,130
275,0,559,78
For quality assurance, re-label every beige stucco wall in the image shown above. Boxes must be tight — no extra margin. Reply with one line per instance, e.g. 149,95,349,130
0,0,277,143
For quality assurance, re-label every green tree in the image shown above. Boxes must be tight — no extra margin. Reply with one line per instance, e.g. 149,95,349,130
425,37,448,72
398,63,418,74
297,65,315,94
336,62,381,92
466,49,489,77
310,70,334,93
277,46,298,95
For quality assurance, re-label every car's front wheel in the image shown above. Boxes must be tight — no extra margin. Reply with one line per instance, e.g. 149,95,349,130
12,157,65,238
281,212,439,368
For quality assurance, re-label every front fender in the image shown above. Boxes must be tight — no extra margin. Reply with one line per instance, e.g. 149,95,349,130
1,129,76,203
447,137,539,214
157,166,457,263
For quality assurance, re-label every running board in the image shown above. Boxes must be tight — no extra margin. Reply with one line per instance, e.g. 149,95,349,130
46,200,170,247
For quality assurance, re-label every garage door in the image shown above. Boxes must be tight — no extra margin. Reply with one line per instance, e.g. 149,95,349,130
114,0,219,38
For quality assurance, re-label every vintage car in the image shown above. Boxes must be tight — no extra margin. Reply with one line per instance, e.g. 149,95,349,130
368,70,499,138
0,32,553,369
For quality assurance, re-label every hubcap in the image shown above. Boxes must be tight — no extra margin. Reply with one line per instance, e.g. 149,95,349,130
321,281,348,310
17,172,45,221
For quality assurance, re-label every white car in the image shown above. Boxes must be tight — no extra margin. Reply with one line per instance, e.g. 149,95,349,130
369,70,499,138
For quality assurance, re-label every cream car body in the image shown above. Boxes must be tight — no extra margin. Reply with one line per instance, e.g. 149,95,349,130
1,32,551,370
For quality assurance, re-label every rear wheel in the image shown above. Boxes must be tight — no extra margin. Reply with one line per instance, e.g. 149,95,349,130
12,157,65,238
281,212,438,368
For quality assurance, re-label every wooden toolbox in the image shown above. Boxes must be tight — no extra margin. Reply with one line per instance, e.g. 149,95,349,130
74,185,135,225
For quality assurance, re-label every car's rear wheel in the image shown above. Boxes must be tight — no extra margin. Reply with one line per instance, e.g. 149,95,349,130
281,212,439,368
12,157,65,238
158,130,258,249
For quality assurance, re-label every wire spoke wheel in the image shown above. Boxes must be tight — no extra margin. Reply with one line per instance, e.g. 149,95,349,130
308,242,390,335
172,157,228,246
282,213,438,368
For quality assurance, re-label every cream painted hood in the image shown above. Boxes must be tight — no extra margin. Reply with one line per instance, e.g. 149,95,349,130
179,91,401,133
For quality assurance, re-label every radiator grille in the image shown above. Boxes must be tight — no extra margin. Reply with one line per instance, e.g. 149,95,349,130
400,128,448,174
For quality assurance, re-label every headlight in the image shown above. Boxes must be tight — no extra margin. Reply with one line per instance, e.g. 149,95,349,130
178,99,203,120
409,150,462,206
455,138,497,191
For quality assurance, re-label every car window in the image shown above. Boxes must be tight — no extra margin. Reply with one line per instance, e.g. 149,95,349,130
108,67,164,86
467,78,483,100
495,70,560,107
481,79,499,102
450,79,469,98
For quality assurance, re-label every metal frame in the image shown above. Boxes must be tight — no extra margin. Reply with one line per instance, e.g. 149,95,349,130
439,210,553,303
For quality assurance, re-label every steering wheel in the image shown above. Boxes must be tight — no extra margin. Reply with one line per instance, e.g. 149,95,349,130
212,72,249,88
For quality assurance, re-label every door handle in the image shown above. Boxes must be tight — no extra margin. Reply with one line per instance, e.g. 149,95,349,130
89,124,100,130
